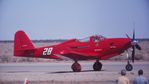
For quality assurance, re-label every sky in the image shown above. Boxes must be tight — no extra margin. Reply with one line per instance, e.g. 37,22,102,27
0,0,149,40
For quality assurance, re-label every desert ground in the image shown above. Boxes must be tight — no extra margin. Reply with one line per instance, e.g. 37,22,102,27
0,40,149,84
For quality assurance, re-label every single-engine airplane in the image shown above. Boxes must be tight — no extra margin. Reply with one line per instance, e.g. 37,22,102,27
14,30,141,72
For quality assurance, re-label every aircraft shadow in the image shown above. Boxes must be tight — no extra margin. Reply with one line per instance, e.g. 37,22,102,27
49,70,105,74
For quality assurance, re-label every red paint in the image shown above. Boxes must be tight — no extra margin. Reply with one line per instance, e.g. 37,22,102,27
14,30,132,61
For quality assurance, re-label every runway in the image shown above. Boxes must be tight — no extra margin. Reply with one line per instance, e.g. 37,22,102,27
0,61,149,84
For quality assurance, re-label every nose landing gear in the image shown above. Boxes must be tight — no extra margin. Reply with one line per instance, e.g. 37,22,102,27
125,61,133,71
125,52,133,71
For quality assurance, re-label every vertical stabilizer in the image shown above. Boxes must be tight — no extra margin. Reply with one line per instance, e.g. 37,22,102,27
14,30,35,56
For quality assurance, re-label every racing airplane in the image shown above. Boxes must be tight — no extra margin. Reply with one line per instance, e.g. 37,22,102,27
14,30,141,72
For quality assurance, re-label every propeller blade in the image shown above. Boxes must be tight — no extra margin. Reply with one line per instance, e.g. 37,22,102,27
126,34,130,39
127,29,141,63
132,46,135,62
135,44,141,50
132,29,135,41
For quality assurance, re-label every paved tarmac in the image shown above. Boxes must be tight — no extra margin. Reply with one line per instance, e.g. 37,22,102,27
0,61,149,84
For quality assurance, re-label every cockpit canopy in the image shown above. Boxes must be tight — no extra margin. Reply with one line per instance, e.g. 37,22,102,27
79,35,106,42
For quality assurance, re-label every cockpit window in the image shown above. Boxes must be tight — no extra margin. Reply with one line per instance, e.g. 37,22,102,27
92,35,105,42
79,37,90,42
78,35,106,42
97,35,106,40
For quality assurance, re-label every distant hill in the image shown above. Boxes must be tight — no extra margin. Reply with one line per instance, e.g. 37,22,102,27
0,38,149,43
0,39,66,43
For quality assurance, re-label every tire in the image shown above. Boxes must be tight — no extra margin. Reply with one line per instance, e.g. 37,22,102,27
125,64,133,71
93,61,102,71
71,62,81,72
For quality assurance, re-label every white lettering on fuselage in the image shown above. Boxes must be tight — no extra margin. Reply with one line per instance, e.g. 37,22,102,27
42,48,53,55
94,49,102,52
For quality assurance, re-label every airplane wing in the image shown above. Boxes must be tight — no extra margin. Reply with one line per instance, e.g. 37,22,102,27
61,50,98,60
50,54,63,60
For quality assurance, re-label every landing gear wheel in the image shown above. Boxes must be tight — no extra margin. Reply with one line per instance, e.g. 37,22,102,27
71,61,81,72
125,63,133,71
93,60,102,71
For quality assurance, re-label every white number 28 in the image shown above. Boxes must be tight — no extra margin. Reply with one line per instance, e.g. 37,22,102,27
43,48,53,55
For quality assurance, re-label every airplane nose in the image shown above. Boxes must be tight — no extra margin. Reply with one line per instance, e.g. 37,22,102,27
126,38,131,44
123,38,132,49
124,38,131,46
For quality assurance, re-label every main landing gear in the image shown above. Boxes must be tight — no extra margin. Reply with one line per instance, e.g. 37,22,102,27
71,59,103,72
71,60,81,72
93,59,102,71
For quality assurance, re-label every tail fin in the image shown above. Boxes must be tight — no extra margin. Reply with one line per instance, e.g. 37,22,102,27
14,30,35,56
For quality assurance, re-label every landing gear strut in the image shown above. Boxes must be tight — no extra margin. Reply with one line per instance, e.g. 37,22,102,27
93,59,102,71
71,60,81,72
125,61,133,71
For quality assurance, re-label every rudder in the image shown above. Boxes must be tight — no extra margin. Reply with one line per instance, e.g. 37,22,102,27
14,30,35,56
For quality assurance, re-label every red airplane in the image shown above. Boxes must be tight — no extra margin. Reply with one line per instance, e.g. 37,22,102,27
14,30,141,72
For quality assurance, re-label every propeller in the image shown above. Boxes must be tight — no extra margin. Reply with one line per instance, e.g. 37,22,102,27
126,29,141,62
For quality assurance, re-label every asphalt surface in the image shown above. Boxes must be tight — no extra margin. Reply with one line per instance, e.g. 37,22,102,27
0,61,149,84
0,61,149,72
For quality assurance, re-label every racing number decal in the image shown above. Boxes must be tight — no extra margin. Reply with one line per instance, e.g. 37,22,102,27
43,48,53,55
